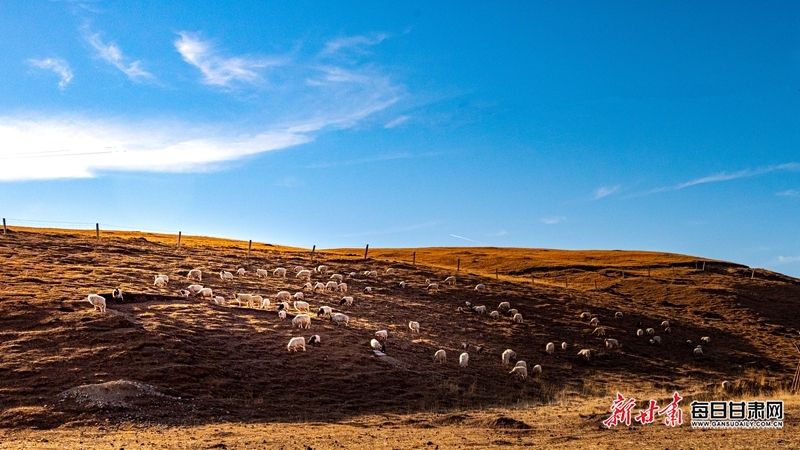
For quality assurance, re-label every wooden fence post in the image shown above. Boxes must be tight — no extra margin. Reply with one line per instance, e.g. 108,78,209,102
495,268,498,280
622,270,625,279
247,240,252,257
702,261,705,271
412,251,416,266
751,269,755,280
457,258,460,273
565,275,568,288
364,244,369,260
2,218,5,235
531,275,535,284
177,231,182,248
96,223,100,240
311,245,316,262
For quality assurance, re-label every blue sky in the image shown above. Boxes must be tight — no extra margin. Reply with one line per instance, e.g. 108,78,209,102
1,1,799,276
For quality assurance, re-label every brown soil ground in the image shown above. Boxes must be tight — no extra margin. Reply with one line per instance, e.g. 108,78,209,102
1,227,799,448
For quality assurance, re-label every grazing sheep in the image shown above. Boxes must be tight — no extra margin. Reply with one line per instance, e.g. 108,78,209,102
220,271,234,280
513,313,524,323
325,281,339,291
112,288,123,302
315,265,329,275
375,330,388,341
313,282,326,293
426,283,439,293
368,270,378,278
506,309,519,317
188,284,204,295
370,339,385,352
294,266,305,273
615,312,623,319
308,335,321,345
592,327,606,336
605,338,619,349
278,310,287,320
461,342,468,350
187,269,202,281
685,340,694,347
580,312,591,320
331,313,349,326
561,342,568,351
701,336,711,344
444,276,456,285
489,310,500,319
386,268,395,275
178,289,191,298
546,342,555,354
652,336,662,345
363,286,372,294
649,339,655,345
498,301,511,311
693,346,703,356
198,288,213,299
236,268,246,276
276,291,292,301
408,321,420,333
349,272,357,278
277,301,289,311
501,349,517,366
273,267,287,278
337,282,348,293
399,281,406,288
459,352,469,367
476,346,484,354
339,296,354,307
433,349,447,363
87,294,106,312
531,364,542,376
302,282,314,291
646,328,656,336
256,269,269,278
296,270,312,280
292,314,311,329
661,320,670,328
509,365,527,379
664,327,671,334
514,361,527,369
721,380,731,391
474,284,486,291
260,298,271,308
250,295,264,308
287,337,306,352
589,317,600,327
578,349,592,361
154,276,168,288
235,293,253,307
472,305,487,314
293,292,305,301
637,329,645,337
317,306,332,318
330,274,344,282
213,296,226,305
293,301,310,312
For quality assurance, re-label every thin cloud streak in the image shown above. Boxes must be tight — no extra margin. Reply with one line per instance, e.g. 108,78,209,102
776,189,800,198
450,234,484,245
630,163,800,197
777,255,800,264
85,30,153,80
595,185,619,199
28,58,73,89
384,116,409,129
321,33,388,56
541,216,566,225
175,32,284,87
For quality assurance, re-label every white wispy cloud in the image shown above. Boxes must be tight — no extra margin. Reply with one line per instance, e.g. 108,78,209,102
321,33,388,56
776,189,800,198
175,32,283,87
450,234,483,244
541,216,566,225
85,31,153,80
384,116,409,129
28,58,73,89
776,255,800,264
633,163,800,197
595,185,619,199
0,117,311,181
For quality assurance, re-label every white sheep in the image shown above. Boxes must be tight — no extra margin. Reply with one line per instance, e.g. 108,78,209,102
339,296,354,307
426,283,439,293
693,346,703,356
278,310,287,320
220,271,234,280
157,274,170,283
250,295,264,308
637,329,645,337
187,284,204,295
331,313,349,326
236,268,246,276
178,289,191,298
513,313,524,323
287,336,306,352
605,338,619,349
325,281,338,291
661,320,670,328
580,312,591,320
514,360,527,368
187,269,202,281
375,330,388,341
409,321,420,333
277,301,289,311
646,328,656,336
296,269,312,280
112,288,123,302
370,339,384,352
459,352,469,367
489,310,500,319
316,265,329,275
701,336,711,344
473,305,487,314
363,286,372,294
197,288,213,299
444,276,456,285
292,314,311,329
578,349,592,361
399,281,406,288
260,298,271,308
589,317,600,327
294,292,304,301
474,284,486,291
501,349,517,366
386,268,395,275
302,282,314,291
313,282,326,293
592,327,606,336
273,267,287,278
509,365,527,379
294,266,305,273
368,270,378,278
213,296,226,305
308,335,321,345
561,342,568,351
615,312,623,319
276,291,292,301
721,380,731,391
154,276,168,288
256,269,268,278
652,336,662,345
293,301,310,312
531,364,542,376
498,301,511,311
330,274,344,282
317,306,332,318
507,309,519,317
337,282,348,293
433,349,447,363
546,342,555,354
87,294,106,312
664,327,671,334
235,293,253,307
